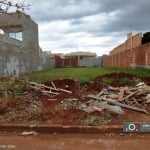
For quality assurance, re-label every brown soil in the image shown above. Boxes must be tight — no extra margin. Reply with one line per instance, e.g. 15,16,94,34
0,132,150,150
0,72,150,126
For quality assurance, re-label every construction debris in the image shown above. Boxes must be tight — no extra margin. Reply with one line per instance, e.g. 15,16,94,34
59,83,150,115
0,73,149,126
27,81,72,96
87,83,150,115
88,94,149,114
22,131,38,136
145,94,150,103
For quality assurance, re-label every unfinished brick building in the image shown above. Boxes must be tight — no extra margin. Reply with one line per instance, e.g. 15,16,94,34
103,32,150,69
0,11,54,76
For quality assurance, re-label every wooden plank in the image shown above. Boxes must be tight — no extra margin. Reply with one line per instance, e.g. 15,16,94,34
120,90,138,102
51,81,57,90
41,84,59,91
42,90,59,95
58,88,72,94
118,88,125,101
29,85,59,95
28,81,59,91
136,90,147,96
132,97,140,107
88,94,149,114
96,91,104,97
108,94,119,99
93,106,104,112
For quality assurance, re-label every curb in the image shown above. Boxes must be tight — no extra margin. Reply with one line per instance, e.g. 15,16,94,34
0,125,123,133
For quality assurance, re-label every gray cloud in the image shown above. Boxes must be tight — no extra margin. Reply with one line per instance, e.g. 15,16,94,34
27,0,150,55
100,0,150,32
29,0,100,22
29,0,150,32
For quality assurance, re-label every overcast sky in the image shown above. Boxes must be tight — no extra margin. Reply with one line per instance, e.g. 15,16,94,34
25,0,150,56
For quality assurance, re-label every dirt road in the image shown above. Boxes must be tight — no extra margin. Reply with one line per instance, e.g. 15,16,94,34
0,132,150,150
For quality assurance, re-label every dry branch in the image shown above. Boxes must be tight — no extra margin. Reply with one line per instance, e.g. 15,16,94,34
0,0,31,13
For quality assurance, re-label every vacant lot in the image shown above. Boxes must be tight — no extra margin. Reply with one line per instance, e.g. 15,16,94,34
25,67,150,83
0,67,150,126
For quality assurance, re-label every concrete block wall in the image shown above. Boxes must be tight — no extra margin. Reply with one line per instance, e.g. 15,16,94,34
0,39,55,76
0,42,40,76
38,48,55,70
0,11,55,77
78,56,103,67
54,56,103,67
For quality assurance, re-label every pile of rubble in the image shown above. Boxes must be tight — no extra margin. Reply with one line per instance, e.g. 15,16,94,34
60,82,150,115
0,73,150,125
28,79,150,115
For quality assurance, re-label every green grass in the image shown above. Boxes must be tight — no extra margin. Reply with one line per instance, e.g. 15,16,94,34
0,78,27,98
24,67,115,83
0,67,149,98
23,67,150,83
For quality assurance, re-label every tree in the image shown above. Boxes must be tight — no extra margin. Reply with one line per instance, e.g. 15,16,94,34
0,0,30,13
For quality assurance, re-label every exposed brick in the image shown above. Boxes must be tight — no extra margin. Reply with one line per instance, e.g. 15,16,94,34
103,39,150,69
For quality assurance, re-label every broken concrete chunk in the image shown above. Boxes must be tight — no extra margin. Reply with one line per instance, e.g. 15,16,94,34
22,131,38,136
82,107,96,113
93,106,104,112
93,101,124,114
80,103,87,108
88,94,149,115
105,105,124,114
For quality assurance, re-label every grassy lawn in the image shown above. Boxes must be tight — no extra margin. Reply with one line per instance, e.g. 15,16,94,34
24,67,150,83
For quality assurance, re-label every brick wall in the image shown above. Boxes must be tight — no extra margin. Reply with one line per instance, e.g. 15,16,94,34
110,33,142,55
103,42,150,69
55,55,78,67
103,33,150,69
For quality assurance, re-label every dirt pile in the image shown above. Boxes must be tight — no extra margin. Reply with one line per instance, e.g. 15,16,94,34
0,73,149,126
0,93,42,123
